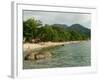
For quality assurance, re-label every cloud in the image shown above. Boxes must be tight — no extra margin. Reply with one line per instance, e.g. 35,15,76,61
23,10,91,28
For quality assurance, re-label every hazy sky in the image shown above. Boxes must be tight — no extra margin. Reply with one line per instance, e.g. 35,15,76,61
23,10,91,28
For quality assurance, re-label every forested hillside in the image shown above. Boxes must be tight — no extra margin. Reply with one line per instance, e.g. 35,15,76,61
23,18,91,43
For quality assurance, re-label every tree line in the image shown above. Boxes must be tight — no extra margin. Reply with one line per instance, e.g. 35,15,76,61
23,18,91,43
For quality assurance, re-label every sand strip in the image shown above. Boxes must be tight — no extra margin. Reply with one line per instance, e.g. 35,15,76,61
23,41,85,51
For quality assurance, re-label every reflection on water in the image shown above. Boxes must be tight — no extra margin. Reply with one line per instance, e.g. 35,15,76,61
23,41,91,69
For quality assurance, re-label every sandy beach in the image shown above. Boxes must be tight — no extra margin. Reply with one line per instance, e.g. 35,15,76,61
23,41,85,51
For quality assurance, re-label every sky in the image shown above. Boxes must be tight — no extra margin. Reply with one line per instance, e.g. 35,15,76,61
23,10,91,29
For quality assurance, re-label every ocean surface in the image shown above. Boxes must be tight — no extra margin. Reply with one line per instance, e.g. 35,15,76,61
23,41,91,69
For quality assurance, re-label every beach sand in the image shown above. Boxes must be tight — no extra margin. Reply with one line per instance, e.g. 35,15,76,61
23,41,84,51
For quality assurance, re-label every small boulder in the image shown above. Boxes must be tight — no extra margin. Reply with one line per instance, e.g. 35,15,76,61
35,51,52,60
24,52,37,60
24,51,52,60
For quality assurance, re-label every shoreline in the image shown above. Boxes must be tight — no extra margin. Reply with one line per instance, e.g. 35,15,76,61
23,40,88,52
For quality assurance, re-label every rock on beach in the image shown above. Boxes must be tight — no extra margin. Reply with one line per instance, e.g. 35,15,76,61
24,51,52,60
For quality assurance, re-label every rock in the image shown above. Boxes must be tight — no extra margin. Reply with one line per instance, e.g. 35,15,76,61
24,52,37,60
61,44,64,46
24,51,52,60
35,54,45,60
35,51,52,60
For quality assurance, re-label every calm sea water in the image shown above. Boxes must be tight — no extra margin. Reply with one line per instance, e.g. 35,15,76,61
23,41,91,69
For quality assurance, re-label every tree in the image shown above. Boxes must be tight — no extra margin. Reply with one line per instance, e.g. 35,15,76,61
23,18,42,42
23,18,90,43
38,25,55,41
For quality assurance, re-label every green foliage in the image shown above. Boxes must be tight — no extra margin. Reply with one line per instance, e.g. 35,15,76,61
23,18,42,42
23,18,91,43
